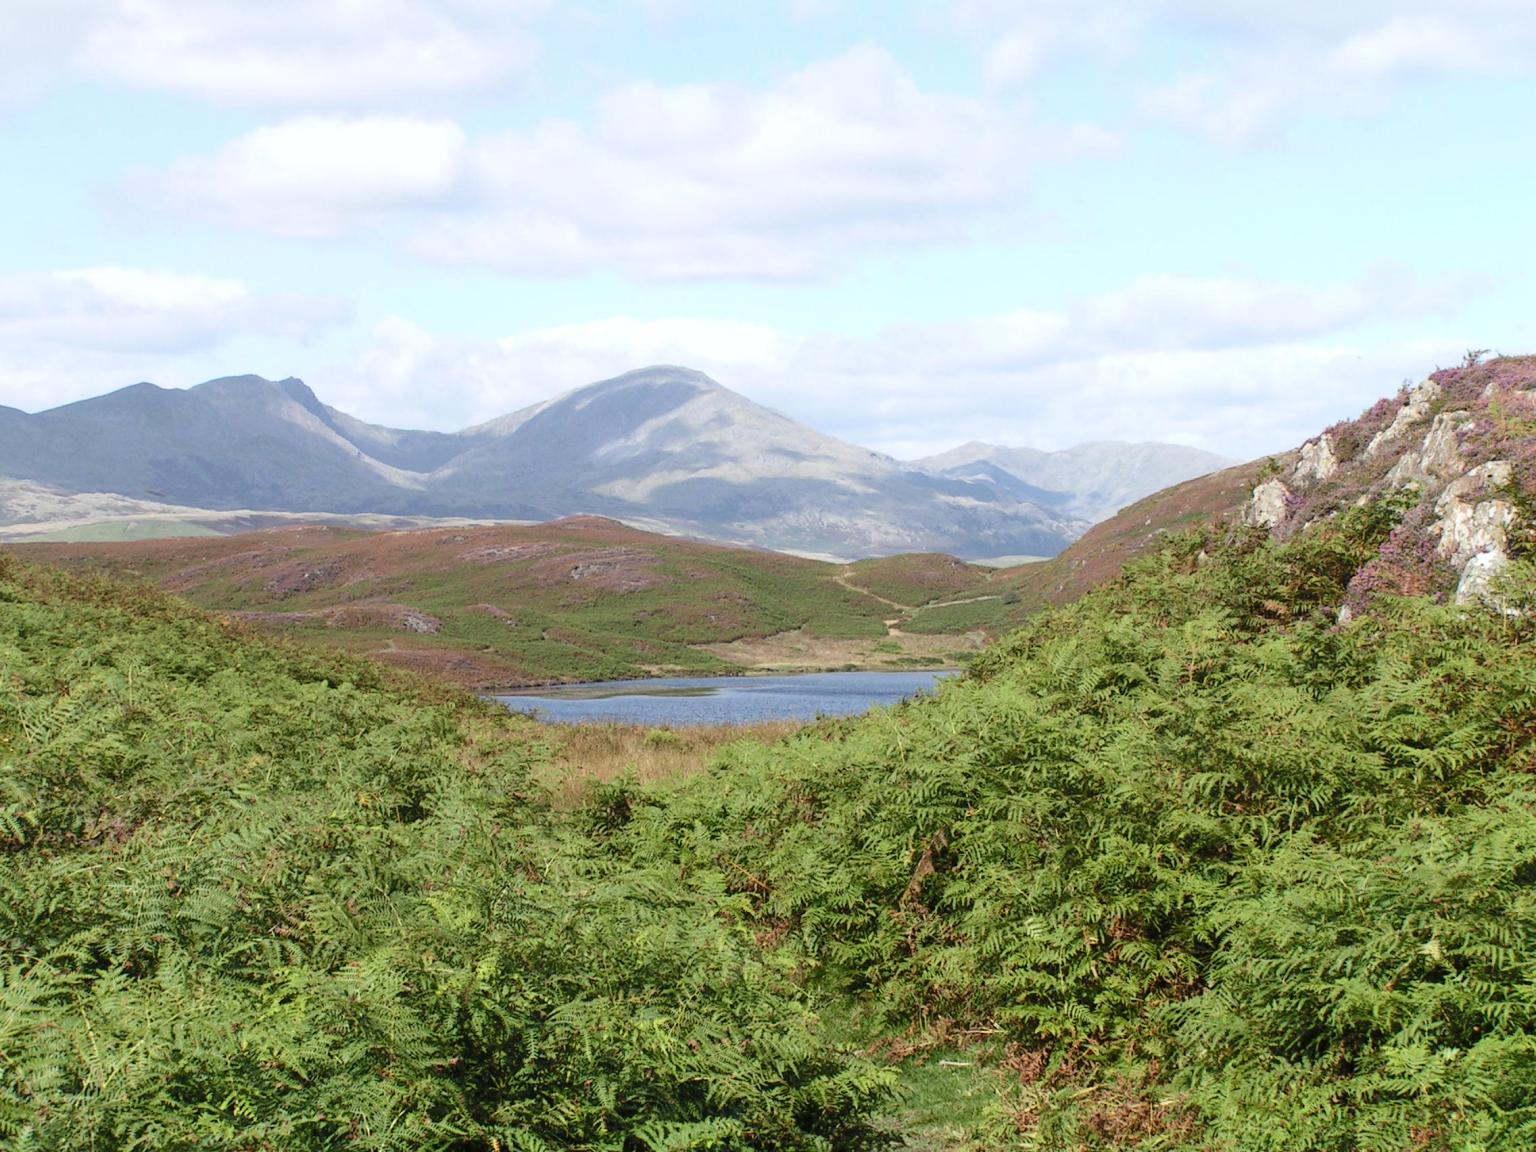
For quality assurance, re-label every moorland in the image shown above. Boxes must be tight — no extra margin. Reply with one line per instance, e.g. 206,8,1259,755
4,356,1536,1149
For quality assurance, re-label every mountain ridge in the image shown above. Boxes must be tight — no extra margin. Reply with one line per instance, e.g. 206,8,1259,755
912,438,1236,523
0,365,1222,558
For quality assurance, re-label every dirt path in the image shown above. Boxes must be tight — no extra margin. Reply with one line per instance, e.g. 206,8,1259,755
833,568,913,613
922,594,1001,610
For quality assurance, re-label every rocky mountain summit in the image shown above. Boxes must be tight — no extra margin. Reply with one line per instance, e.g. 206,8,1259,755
0,365,1216,560
1242,354,1534,611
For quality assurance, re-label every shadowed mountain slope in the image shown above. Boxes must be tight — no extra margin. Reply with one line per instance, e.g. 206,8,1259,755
0,367,1084,559
914,439,1234,522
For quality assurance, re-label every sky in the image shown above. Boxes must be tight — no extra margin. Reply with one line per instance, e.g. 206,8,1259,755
0,1,1531,461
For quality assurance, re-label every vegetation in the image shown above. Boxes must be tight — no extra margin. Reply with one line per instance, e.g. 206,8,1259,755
14,518,974,687
0,556,891,1149
842,555,989,609
6,418,1536,1147
589,500,1536,1149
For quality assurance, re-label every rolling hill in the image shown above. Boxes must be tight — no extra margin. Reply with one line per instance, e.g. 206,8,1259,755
12,516,995,687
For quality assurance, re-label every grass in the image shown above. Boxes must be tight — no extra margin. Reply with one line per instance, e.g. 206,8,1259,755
29,520,224,542
531,719,808,808
11,520,993,687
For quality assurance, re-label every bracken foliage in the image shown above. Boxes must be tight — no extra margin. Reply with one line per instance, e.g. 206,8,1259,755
596,500,1536,1149
6,477,1536,1150
0,555,891,1150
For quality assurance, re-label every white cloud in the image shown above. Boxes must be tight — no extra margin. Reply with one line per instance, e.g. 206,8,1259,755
1154,3,1536,141
151,116,468,238
75,0,540,105
325,314,792,430
139,47,1092,279
947,1,1536,141
311,270,1470,459
0,0,107,109
0,268,349,410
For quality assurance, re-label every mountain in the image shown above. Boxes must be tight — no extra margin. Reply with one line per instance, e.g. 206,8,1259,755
431,367,1083,557
0,366,1084,559
0,375,435,513
913,439,1235,523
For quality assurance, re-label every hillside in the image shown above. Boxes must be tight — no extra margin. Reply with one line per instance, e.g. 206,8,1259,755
907,354,1536,635
0,366,1086,560
599,488,1536,1149
0,553,892,1147
13,516,993,686
6,357,1536,1149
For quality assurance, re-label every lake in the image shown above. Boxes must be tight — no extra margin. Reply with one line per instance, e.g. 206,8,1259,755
497,669,957,726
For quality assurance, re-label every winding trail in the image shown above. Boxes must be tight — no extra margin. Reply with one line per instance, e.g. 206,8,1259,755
922,594,1002,609
832,568,913,613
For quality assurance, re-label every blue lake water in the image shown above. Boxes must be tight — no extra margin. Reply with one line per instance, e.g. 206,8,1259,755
497,670,957,726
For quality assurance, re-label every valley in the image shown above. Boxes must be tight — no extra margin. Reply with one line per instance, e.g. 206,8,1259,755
7,358,1536,1148
6,9,1529,1146
9,443,1274,690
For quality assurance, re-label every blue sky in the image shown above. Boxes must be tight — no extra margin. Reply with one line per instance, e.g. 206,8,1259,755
0,0,1531,459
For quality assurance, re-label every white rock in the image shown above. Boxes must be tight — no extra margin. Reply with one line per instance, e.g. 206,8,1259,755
1433,462,1515,566
1364,379,1441,458
1244,478,1292,529
1293,434,1338,482
1417,411,1473,479
1384,453,1424,489
1456,550,1512,608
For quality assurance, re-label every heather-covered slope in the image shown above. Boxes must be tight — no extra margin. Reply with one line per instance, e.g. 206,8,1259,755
908,354,1536,636
1241,354,1536,611
13,516,990,686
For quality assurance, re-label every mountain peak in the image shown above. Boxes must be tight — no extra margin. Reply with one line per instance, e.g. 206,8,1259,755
571,365,723,400
191,373,279,393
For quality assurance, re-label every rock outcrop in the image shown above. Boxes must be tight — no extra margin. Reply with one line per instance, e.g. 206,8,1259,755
1239,357,1536,611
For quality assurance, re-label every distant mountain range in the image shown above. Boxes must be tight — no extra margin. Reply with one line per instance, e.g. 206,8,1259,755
0,366,1230,558
912,441,1235,524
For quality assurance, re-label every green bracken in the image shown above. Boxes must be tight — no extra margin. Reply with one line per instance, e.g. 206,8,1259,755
4,487,1536,1149
0,557,891,1149
595,502,1536,1149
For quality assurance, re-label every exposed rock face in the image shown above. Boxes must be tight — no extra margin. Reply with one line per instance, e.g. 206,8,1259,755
1238,357,1536,614
1434,462,1515,567
1384,411,1473,487
1293,434,1338,483
1456,552,1512,609
1244,478,1292,528
1364,379,1441,458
